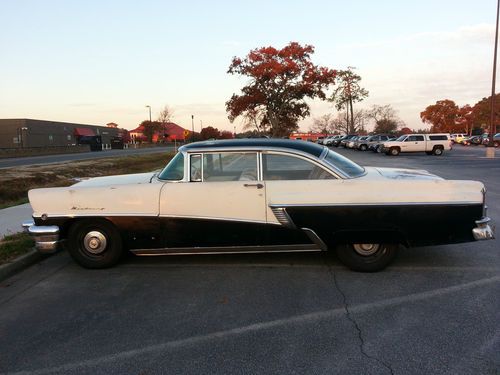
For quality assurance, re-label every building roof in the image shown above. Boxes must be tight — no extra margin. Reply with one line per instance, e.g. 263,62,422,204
181,138,325,157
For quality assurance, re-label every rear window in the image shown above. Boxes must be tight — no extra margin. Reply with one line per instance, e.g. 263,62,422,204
428,135,448,140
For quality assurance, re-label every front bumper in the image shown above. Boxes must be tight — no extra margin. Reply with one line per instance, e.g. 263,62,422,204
22,220,61,253
472,217,495,241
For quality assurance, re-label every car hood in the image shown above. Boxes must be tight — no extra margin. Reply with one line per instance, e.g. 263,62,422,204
363,166,443,180
72,172,158,187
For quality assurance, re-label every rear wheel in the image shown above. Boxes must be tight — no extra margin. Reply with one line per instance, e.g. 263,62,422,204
67,219,123,268
336,243,399,272
433,146,444,156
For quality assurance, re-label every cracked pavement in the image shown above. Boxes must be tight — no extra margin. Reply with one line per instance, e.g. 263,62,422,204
0,147,498,374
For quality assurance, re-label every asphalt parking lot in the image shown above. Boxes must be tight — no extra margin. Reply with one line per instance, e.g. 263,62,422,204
0,146,498,375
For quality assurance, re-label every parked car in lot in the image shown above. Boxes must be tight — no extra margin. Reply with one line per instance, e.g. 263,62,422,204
339,134,357,148
451,133,467,144
351,136,369,150
355,134,389,151
382,134,451,156
482,133,500,147
467,136,483,145
23,139,494,272
324,135,342,146
346,136,361,149
370,136,397,152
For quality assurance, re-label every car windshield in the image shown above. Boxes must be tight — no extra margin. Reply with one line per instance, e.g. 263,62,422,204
395,135,407,141
323,150,365,178
158,152,184,180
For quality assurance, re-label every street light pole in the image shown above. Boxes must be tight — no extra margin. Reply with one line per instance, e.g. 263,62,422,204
145,105,152,123
191,115,195,142
488,0,500,152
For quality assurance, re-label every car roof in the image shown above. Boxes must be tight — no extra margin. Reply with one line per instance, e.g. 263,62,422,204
180,138,326,158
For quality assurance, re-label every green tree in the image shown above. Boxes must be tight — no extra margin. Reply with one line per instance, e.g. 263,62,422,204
329,67,369,133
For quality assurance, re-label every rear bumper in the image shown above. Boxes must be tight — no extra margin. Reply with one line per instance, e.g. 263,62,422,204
22,220,61,253
472,217,495,241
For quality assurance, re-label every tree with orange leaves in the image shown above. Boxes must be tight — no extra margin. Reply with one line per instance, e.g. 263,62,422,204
225,42,337,137
420,100,460,133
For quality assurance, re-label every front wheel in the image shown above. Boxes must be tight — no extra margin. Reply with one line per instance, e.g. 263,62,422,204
335,243,399,272
67,219,123,268
389,147,400,156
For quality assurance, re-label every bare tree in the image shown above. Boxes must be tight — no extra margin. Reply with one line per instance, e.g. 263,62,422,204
333,109,369,134
157,105,174,125
310,114,336,134
367,104,402,134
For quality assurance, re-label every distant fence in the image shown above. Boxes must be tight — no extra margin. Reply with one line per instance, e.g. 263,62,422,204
0,145,91,159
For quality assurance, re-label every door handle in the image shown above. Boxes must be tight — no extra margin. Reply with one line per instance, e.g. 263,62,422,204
244,183,264,189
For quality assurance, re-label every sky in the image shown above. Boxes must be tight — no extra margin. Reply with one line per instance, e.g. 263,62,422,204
0,0,498,132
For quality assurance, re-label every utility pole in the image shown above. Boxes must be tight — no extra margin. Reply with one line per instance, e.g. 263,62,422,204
146,105,152,123
487,0,500,157
191,115,195,142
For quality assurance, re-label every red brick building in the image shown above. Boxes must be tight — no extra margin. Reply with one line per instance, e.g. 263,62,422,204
129,122,188,142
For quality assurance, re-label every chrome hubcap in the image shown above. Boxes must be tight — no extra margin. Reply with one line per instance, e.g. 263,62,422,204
83,231,107,254
353,243,380,256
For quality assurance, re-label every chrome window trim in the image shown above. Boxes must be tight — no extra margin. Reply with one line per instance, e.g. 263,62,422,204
186,150,260,183
177,145,362,180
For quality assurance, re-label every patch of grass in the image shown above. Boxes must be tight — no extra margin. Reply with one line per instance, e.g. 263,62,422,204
0,232,35,265
0,152,174,208
0,197,29,210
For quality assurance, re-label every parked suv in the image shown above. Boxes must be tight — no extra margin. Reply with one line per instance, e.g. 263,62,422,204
382,134,451,156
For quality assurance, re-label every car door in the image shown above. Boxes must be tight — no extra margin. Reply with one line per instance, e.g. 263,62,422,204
158,151,267,248
263,152,339,246
404,135,425,151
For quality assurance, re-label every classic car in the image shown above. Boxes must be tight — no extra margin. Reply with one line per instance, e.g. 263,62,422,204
23,139,494,272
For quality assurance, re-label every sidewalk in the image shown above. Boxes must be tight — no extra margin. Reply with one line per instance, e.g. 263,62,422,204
0,203,33,238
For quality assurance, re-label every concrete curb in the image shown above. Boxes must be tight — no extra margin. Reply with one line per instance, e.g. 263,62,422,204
0,249,47,282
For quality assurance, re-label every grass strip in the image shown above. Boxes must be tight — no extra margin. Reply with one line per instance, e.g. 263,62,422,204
0,152,174,208
0,232,35,265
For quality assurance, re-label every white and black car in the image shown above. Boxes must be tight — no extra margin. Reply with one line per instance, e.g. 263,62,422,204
23,139,494,272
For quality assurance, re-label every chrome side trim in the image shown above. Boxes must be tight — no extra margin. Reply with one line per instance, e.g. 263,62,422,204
33,213,159,219
269,201,482,208
301,228,328,251
31,213,282,226
131,244,321,256
270,207,296,229
472,216,495,240
159,215,277,225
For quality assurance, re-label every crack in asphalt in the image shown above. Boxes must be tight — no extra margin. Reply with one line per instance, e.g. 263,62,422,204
323,255,395,375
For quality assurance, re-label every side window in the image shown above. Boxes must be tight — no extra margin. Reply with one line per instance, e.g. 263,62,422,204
263,154,334,181
190,154,202,182
429,135,448,140
202,153,257,182
407,136,416,141
415,135,425,141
